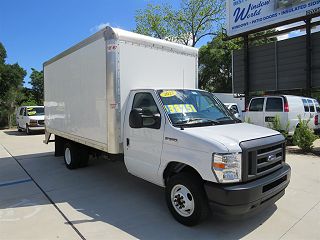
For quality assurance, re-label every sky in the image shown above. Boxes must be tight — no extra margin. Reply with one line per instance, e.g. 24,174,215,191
0,0,181,88
277,17,320,41
1,1,319,89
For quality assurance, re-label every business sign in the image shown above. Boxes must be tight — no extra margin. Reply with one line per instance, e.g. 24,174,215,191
226,0,320,36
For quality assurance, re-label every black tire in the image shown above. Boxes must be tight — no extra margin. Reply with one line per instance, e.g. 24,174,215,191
165,172,209,226
64,142,81,169
55,136,65,157
25,124,31,135
78,145,89,167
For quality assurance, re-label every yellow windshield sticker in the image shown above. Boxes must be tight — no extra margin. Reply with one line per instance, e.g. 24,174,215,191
165,104,197,114
27,107,34,111
160,91,177,98
28,111,36,116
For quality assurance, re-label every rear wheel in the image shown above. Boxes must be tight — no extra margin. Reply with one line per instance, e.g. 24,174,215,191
55,136,64,157
64,142,89,169
78,146,89,167
64,142,81,169
165,172,209,226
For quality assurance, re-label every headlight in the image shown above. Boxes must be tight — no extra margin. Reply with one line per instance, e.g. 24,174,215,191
212,153,241,183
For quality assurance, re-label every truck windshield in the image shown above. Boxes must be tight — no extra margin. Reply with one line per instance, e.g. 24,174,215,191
27,107,44,116
157,90,239,127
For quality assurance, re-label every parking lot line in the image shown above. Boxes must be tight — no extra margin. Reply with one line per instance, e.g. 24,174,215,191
0,178,32,188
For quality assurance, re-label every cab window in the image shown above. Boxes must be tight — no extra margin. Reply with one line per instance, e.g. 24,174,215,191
266,97,283,112
308,99,315,112
19,108,24,116
131,92,160,129
249,98,264,112
302,99,309,112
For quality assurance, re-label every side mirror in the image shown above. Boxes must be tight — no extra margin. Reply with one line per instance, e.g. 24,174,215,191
129,108,161,129
129,108,143,128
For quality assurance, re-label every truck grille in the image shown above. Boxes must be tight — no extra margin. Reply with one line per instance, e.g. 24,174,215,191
38,120,45,125
240,135,286,182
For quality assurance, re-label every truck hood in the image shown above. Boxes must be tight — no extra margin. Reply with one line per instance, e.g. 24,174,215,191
28,115,45,121
185,123,279,143
166,123,282,153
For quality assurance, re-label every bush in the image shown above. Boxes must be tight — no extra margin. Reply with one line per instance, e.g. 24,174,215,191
268,115,290,139
245,117,252,124
293,117,318,152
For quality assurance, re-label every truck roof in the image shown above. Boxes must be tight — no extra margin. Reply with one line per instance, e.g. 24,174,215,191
44,27,198,67
252,95,317,100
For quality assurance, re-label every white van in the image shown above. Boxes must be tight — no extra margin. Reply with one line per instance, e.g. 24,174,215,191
246,95,320,135
16,106,45,134
224,103,244,121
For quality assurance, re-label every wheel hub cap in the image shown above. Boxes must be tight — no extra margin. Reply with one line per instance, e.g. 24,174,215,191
65,148,71,165
171,184,195,217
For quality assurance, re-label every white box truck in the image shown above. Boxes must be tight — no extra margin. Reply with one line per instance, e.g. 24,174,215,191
44,27,291,226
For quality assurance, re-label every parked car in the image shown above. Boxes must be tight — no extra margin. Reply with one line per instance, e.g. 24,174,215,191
224,103,244,121
245,95,320,135
16,106,45,134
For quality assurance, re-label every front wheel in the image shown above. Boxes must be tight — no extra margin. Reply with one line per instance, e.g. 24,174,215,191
25,124,31,135
17,123,22,132
165,172,209,226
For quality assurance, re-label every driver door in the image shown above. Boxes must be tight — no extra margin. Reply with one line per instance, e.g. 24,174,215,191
124,91,165,184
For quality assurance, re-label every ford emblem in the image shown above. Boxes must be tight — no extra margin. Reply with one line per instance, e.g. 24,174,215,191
268,154,276,162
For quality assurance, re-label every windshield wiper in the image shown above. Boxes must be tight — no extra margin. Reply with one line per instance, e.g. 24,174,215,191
216,116,232,121
174,118,220,126
216,116,241,123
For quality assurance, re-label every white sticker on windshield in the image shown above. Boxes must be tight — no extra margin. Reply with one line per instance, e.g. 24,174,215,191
191,91,198,95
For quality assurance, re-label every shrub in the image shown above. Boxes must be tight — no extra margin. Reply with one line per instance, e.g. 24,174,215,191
245,117,252,124
268,115,289,139
293,117,318,152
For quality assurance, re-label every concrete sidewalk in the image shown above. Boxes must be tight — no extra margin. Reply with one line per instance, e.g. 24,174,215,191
0,129,319,240
0,135,81,240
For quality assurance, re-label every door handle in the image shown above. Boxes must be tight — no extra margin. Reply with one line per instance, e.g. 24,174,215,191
126,138,130,146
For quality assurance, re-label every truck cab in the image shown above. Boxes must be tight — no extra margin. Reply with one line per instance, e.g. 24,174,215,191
123,89,291,226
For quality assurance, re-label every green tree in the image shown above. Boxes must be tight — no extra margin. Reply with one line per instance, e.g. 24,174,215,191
18,88,38,106
0,42,7,64
199,32,239,92
135,0,225,47
0,42,26,128
29,68,44,105
199,30,276,92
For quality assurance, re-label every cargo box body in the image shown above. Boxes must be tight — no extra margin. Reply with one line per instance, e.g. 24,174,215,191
44,27,198,154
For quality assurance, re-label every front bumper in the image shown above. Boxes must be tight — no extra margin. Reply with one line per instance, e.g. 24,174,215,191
28,126,45,131
204,164,291,215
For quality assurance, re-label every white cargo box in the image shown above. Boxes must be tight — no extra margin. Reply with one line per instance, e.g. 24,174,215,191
44,27,198,154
